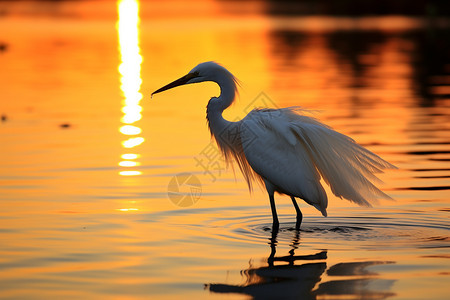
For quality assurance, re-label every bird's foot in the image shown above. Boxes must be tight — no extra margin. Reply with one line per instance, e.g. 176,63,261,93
272,220,280,231
295,217,302,230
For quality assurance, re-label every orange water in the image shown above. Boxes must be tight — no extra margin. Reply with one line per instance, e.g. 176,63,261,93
0,1,449,299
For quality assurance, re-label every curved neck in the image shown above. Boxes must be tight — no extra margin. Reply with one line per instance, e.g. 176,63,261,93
206,74,237,138
216,75,236,111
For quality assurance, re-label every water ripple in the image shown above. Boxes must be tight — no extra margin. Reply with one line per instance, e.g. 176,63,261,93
171,207,450,250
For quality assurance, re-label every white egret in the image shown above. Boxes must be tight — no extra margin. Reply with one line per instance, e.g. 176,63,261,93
152,62,396,229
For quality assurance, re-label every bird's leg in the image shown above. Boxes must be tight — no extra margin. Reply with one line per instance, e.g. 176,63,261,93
269,193,279,229
291,196,303,229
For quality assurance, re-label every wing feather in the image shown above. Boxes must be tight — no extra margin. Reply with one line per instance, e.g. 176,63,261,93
211,106,395,215
239,109,328,216
284,107,396,206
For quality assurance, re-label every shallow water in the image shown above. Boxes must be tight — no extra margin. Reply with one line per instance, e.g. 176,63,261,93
0,0,449,299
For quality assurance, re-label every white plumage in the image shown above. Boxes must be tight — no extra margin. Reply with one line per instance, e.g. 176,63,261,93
152,61,396,229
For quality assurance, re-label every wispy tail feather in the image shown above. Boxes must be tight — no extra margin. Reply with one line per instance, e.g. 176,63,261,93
286,108,396,207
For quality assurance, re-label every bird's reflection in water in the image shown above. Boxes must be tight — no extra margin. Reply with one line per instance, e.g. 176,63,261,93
207,227,396,299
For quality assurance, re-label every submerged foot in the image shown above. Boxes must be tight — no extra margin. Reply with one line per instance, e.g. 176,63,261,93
295,214,303,230
272,219,280,231
295,219,301,230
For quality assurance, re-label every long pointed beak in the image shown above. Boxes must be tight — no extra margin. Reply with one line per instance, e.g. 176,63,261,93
151,72,198,97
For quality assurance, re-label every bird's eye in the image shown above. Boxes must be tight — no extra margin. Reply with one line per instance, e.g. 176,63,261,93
193,71,200,76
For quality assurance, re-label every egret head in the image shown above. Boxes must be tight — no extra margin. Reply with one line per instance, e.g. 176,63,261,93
151,61,238,97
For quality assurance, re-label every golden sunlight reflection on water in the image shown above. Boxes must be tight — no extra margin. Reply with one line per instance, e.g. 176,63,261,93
117,0,144,178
